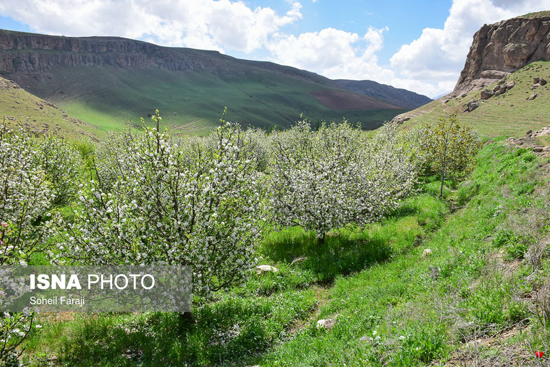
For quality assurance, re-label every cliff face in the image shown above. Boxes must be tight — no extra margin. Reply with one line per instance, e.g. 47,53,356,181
451,14,550,98
0,32,221,73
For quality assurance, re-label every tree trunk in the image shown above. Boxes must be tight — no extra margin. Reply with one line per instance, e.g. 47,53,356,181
179,311,195,324
318,234,325,245
439,172,445,198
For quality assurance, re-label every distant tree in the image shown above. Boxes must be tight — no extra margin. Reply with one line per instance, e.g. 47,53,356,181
33,135,84,205
422,114,482,198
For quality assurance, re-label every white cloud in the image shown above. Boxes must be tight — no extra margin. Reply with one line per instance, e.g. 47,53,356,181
266,26,447,97
267,27,393,78
0,0,302,53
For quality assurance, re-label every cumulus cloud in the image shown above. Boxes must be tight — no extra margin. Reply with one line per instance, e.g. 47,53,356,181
267,27,392,79
0,0,302,53
266,26,448,97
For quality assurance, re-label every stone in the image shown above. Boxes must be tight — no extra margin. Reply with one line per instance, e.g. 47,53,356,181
531,84,541,90
390,115,411,125
422,249,433,258
505,81,515,90
256,265,279,274
527,93,538,101
533,146,544,152
493,85,501,93
480,70,510,79
465,99,480,112
317,319,336,330
498,79,506,85
540,78,548,86
481,89,494,99
534,77,540,84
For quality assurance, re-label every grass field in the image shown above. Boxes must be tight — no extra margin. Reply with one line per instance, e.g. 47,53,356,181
22,140,550,366
402,61,550,137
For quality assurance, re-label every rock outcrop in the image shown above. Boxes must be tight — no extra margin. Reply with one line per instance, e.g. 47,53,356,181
506,125,550,156
450,13,550,98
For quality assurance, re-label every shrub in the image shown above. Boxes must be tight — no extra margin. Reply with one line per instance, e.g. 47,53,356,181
33,135,84,205
0,123,51,365
0,124,54,265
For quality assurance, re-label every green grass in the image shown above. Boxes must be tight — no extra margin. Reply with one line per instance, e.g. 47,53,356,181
518,10,550,19
23,141,550,366
403,60,550,137
535,135,550,146
0,76,103,139
260,143,550,366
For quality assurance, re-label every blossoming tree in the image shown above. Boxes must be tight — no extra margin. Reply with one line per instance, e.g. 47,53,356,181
55,111,268,298
269,120,419,242
0,123,51,364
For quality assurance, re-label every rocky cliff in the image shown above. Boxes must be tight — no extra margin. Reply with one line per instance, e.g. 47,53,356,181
450,11,550,98
0,31,261,77
0,30,335,85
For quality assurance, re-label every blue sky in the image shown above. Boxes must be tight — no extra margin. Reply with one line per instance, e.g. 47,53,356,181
1,0,550,98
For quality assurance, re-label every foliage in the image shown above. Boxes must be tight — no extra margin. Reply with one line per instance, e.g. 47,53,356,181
422,114,482,197
269,120,419,242
54,111,269,298
0,123,54,265
32,135,84,205
0,123,52,365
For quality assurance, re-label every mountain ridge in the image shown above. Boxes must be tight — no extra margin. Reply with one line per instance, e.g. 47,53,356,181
334,79,432,110
0,30,431,132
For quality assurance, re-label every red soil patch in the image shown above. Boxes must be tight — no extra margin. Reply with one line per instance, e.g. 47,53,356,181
311,90,402,110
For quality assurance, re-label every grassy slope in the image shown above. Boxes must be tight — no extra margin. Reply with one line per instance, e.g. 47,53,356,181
12,64,402,136
24,141,550,366
519,10,550,19
0,76,102,139
261,144,550,366
402,61,550,137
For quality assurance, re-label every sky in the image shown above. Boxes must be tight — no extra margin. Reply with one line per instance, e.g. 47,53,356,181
1,0,550,98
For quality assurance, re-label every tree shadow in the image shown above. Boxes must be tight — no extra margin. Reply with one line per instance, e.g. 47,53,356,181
261,227,392,283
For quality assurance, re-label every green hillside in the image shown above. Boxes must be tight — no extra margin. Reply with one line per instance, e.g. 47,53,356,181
401,61,550,137
0,30,414,134
0,75,101,139
10,64,401,135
